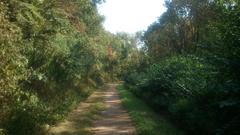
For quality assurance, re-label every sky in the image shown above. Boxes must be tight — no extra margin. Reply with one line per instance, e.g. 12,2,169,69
98,0,166,34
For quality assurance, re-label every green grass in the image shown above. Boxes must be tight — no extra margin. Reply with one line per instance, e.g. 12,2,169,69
117,85,185,135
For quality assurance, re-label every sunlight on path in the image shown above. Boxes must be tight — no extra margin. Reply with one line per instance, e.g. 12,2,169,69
92,84,136,135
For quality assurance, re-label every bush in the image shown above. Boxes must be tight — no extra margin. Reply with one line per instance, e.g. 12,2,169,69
6,93,48,135
125,55,240,135
126,55,213,108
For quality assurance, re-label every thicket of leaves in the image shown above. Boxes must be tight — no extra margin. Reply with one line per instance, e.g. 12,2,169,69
0,0,138,134
124,0,240,135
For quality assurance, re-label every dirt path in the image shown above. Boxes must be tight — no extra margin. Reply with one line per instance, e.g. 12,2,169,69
48,84,136,135
92,84,136,135
48,89,106,135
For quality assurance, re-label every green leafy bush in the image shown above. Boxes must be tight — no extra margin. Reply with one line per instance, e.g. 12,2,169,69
125,55,240,135
5,93,47,135
127,56,213,108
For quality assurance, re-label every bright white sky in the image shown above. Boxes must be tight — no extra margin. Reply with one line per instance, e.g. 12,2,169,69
98,0,167,34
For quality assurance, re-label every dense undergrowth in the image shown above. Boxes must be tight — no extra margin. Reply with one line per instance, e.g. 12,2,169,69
125,55,240,135
124,0,240,135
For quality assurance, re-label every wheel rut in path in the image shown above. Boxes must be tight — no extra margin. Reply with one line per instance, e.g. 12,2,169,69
92,83,136,135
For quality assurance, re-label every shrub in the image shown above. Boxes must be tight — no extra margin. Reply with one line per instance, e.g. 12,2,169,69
6,93,48,135
127,55,214,109
124,55,240,134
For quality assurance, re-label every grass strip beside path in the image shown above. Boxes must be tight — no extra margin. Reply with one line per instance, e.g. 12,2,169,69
117,85,185,135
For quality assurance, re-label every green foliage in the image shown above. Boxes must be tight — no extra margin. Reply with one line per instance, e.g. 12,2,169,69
0,0,27,128
7,93,46,135
127,56,213,107
125,1,240,135
0,0,132,134
125,55,240,135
